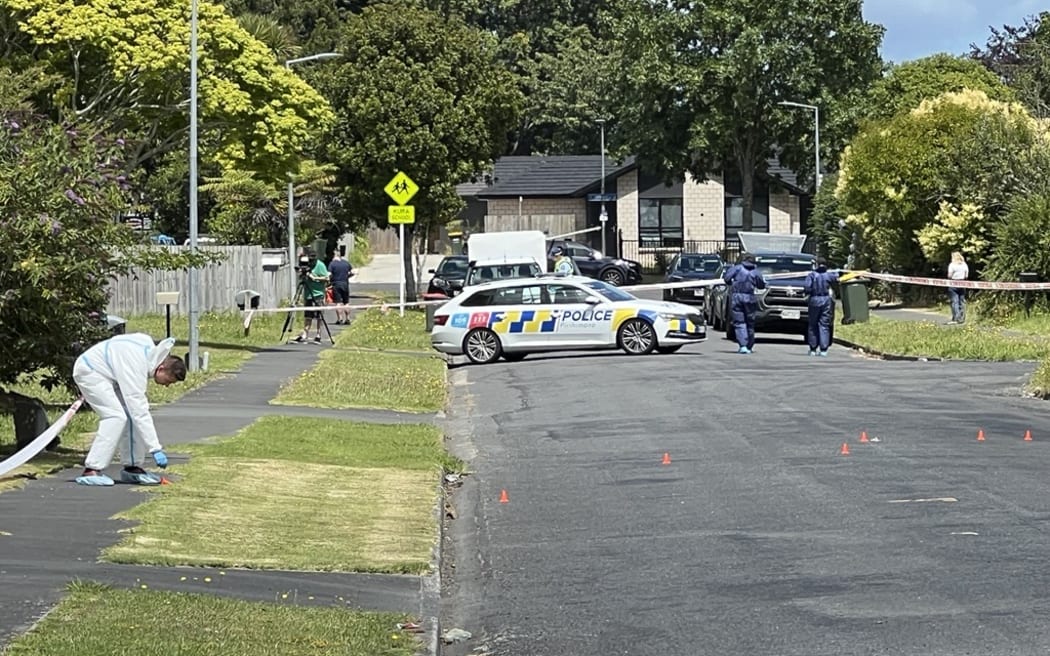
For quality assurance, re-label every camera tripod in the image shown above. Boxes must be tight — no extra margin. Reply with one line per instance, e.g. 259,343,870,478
280,277,335,345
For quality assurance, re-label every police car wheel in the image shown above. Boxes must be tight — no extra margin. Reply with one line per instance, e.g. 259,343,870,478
463,328,502,364
601,268,625,286
502,352,528,362
618,318,656,355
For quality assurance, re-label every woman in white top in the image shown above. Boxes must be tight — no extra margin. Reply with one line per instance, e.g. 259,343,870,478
947,251,969,324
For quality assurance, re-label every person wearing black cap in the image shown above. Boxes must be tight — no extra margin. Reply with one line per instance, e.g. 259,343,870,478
804,257,839,356
722,252,766,354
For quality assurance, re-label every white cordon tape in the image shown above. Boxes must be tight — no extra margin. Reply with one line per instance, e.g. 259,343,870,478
239,273,819,330
0,397,84,479
843,270,1050,291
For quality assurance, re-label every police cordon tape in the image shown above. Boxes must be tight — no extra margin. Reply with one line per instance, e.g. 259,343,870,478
0,397,84,479
239,272,814,330
241,269,1050,331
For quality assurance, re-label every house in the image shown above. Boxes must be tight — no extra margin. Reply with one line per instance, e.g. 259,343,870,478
456,155,811,269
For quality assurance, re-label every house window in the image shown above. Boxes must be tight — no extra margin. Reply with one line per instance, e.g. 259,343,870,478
724,175,769,237
639,199,683,247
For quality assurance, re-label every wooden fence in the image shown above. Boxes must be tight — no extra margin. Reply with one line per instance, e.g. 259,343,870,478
106,245,296,316
483,214,579,236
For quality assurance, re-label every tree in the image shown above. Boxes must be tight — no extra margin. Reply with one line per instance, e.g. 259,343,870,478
865,53,1013,122
1,0,334,177
200,161,339,247
609,0,883,230
835,89,1048,274
0,78,213,390
971,12,1050,117
320,1,521,298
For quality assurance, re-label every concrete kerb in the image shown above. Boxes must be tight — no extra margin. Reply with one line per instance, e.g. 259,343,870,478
833,335,946,362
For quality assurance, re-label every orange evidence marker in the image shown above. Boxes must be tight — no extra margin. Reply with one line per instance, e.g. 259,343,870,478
499,489,509,503
977,429,985,442
160,477,172,485
840,442,850,456
1024,429,1033,442
661,452,672,465
859,431,869,443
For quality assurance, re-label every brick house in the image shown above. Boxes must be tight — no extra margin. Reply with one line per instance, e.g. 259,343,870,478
457,155,810,267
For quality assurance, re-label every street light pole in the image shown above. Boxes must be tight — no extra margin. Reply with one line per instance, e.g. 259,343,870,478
778,100,821,191
597,118,607,255
284,52,344,296
187,0,200,371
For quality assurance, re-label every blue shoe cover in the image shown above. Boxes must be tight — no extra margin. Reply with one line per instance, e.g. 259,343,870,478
818,351,829,357
76,474,114,486
120,470,162,485
737,347,751,354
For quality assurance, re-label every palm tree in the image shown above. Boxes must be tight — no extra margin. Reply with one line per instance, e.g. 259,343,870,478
236,13,301,62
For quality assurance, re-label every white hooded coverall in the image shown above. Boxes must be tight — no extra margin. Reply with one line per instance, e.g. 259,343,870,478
73,333,174,470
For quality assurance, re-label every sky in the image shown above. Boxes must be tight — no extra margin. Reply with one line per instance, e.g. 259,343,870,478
863,0,1045,63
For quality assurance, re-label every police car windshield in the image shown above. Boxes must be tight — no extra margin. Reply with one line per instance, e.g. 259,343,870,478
582,280,635,302
754,257,813,276
467,262,541,285
437,258,468,275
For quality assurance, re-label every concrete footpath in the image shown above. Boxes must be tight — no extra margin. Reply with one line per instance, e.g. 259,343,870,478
0,329,443,648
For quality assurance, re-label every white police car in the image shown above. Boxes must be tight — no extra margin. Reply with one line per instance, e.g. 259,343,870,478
430,275,706,364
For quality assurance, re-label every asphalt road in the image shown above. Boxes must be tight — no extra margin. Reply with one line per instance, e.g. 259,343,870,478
440,326,1050,656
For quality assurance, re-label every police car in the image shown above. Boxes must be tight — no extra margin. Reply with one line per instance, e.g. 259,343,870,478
430,275,706,364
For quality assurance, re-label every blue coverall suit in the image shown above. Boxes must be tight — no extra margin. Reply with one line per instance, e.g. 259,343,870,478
804,266,839,353
723,261,766,350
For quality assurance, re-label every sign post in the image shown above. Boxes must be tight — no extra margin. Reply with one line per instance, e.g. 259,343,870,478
384,172,419,317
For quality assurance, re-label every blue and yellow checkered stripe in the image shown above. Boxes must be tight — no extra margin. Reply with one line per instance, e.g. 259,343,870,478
488,310,558,334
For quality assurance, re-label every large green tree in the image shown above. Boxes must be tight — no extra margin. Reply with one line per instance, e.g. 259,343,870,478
609,0,883,230
972,12,1050,118
320,1,521,297
1,0,334,177
835,89,1049,274
865,53,1013,122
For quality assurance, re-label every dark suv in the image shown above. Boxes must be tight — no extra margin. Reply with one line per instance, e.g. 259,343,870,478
426,255,469,297
547,240,642,286
707,252,824,339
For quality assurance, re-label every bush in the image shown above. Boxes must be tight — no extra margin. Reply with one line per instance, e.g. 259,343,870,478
977,191,1050,317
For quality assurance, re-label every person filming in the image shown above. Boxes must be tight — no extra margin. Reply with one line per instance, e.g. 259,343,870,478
294,248,330,343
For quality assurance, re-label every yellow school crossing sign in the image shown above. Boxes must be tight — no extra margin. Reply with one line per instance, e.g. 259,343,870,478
384,172,419,206
388,205,415,224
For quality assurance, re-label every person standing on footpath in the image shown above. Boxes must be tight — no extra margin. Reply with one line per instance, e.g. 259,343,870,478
947,251,969,325
328,250,353,325
804,257,839,357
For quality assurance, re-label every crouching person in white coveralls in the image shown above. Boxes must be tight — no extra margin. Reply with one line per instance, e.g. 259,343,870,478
72,333,187,486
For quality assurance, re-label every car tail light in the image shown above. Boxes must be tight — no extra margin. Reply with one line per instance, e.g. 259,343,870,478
433,314,449,326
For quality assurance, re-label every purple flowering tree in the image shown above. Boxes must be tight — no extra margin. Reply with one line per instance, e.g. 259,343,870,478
0,109,185,391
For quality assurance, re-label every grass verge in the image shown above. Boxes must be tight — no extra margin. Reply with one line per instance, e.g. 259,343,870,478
337,308,431,352
273,349,446,413
3,582,418,656
0,413,96,493
104,416,454,573
837,316,1050,361
1027,358,1050,399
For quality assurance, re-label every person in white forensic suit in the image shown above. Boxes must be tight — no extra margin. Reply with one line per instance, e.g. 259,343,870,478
72,333,187,486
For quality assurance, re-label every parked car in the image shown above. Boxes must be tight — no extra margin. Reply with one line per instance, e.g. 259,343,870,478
426,255,469,297
547,240,642,286
430,276,706,363
662,253,723,306
707,252,824,339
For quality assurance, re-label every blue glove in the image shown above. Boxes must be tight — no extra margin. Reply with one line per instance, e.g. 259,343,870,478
151,449,168,469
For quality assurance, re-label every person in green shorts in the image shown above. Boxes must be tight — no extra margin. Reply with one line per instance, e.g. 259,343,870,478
294,249,330,343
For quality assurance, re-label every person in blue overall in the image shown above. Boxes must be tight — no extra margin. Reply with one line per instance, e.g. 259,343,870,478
723,253,766,354
804,257,839,357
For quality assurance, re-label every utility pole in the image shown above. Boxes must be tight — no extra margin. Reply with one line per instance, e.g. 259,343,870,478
597,118,608,254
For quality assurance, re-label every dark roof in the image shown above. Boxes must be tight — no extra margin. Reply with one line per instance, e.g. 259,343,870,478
462,155,637,199
458,154,806,198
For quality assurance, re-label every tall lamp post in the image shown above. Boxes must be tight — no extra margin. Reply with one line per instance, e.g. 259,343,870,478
596,118,608,255
778,100,822,191
284,52,344,294
187,0,200,371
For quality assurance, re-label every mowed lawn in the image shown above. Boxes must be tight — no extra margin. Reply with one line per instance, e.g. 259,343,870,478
104,416,454,573
274,308,446,413
3,583,419,656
